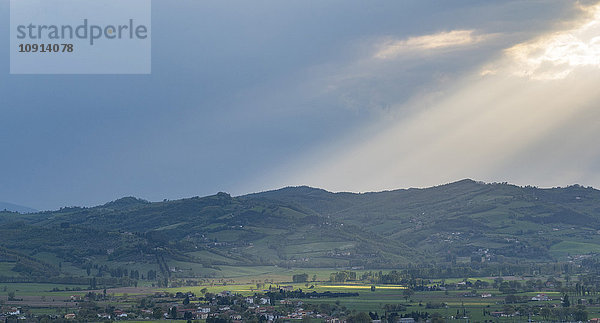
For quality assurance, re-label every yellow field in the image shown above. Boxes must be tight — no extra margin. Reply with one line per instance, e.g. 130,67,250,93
318,285,406,289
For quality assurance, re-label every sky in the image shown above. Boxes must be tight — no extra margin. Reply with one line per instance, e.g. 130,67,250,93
2,0,600,210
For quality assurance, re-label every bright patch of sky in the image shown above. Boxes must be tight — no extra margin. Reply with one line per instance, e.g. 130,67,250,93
504,3,600,80
272,1,600,193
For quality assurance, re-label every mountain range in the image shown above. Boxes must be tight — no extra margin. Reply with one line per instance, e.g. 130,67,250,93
2,179,600,281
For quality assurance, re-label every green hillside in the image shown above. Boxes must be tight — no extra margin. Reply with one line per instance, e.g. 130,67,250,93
2,179,600,286
249,180,600,259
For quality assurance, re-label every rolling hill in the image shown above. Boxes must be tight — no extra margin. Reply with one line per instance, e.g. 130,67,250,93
2,179,600,284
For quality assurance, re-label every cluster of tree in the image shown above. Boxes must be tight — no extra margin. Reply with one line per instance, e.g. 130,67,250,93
345,312,372,323
425,302,446,309
84,290,108,301
388,311,431,322
329,271,357,282
361,270,432,288
382,303,407,312
357,261,600,281
497,280,523,294
11,258,58,277
535,305,587,321
504,294,529,304
93,265,141,279
493,277,564,294
345,309,439,323
292,273,308,283
377,270,408,284
147,269,157,280
267,289,359,300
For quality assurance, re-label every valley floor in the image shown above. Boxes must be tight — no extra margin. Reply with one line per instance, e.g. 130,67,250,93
2,268,598,322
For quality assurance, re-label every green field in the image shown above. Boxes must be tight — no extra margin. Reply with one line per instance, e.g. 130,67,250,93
2,270,599,322
0,262,20,277
1,283,89,296
167,263,341,283
549,240,600,258
160,279,588,322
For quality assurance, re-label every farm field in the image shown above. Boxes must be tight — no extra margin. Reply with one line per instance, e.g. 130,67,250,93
0,283,89,297
2,268,600,322
160,278,600,322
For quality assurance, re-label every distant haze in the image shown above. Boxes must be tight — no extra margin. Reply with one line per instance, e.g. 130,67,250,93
0,201,38,213
2,0,600,210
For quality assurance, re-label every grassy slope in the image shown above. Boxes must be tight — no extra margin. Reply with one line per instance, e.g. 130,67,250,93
248,180,600,262
2,180,600,281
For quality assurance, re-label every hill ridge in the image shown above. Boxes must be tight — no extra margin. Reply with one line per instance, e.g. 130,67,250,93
2,179,600,281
